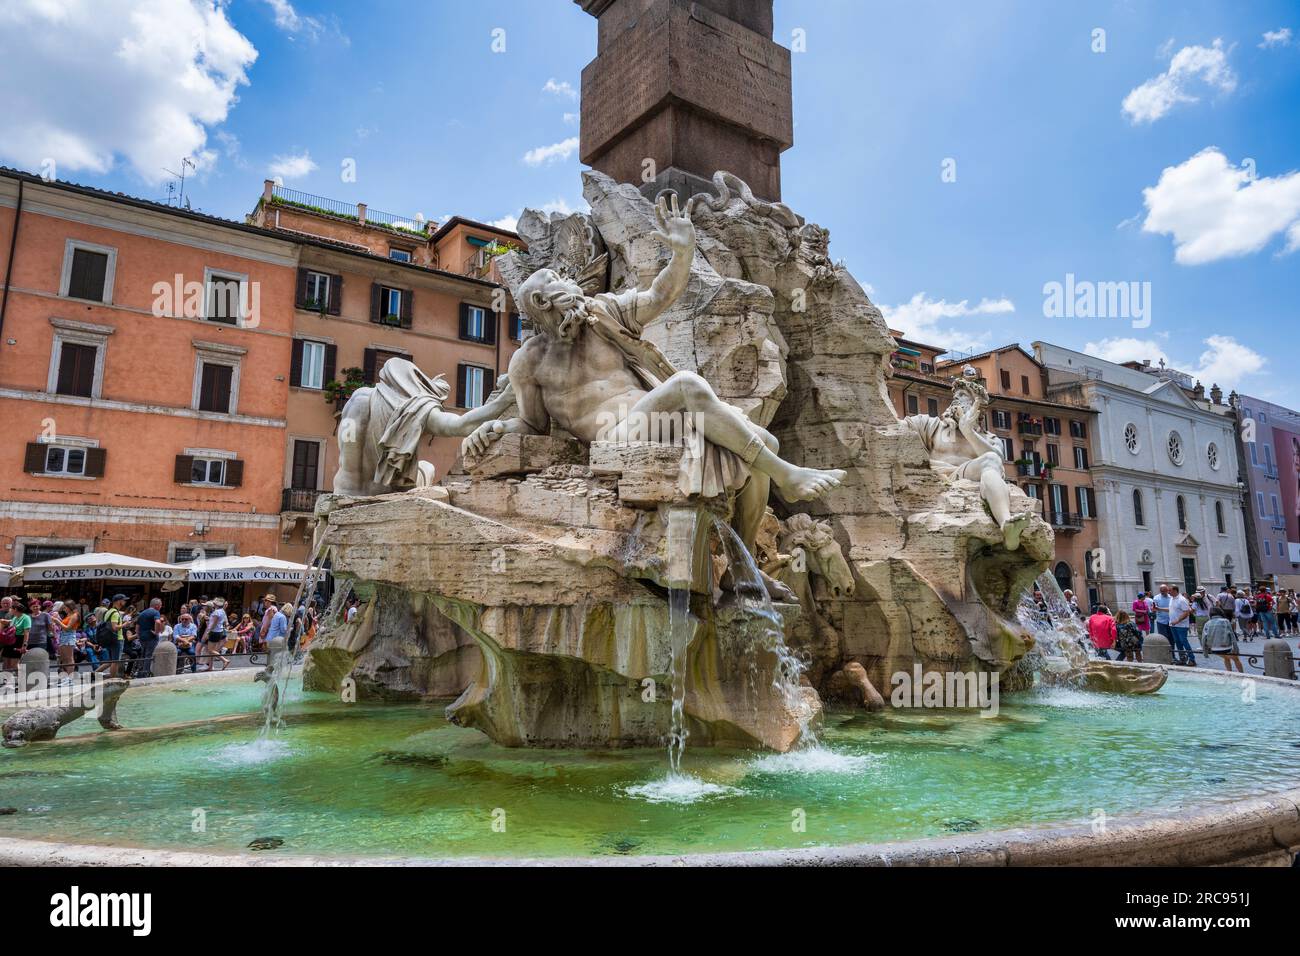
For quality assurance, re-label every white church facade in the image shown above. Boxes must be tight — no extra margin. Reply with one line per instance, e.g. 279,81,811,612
1033,342,1249,609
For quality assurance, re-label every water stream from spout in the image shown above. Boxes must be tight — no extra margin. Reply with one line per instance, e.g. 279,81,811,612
258,533,331,740
1016,571,1094,670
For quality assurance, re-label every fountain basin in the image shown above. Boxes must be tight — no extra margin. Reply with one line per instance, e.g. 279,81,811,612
1,668,1297,866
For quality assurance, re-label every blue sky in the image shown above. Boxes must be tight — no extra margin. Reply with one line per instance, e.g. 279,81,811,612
2,0,1298,403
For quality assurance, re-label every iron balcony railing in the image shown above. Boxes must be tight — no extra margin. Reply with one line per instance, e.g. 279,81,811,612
1046,510,1084,530
270,186,429,236
281,487,322,513
1017,421,1043,436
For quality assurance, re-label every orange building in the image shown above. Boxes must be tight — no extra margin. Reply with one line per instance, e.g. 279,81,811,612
0,168,297,578
884,330,953,419
247,183,523,558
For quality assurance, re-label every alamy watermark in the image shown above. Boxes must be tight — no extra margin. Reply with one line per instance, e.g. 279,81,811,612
1042,273,1151,328
890,665,1000,716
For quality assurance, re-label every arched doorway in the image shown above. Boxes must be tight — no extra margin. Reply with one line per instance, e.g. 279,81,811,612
1053,561,1072,594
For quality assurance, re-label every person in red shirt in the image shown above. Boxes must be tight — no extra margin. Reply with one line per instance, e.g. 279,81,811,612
1087,605,1118,660
1132,592,1151,635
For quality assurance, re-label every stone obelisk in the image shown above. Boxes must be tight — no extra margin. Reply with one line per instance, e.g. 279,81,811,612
574,0,793,201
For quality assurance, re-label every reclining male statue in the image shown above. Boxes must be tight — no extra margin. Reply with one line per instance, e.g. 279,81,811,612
334,357,515,497
901,367,1030,551
461,192,847,589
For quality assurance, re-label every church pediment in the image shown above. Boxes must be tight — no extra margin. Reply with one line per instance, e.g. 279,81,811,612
1175,531,1201,549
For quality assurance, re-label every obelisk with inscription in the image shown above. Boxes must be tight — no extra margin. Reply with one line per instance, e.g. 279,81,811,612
575,0,793,201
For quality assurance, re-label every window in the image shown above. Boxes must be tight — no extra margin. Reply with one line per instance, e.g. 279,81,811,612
1044,417,1061,436
205,271,245,325
1207,442,1220,471
1023,484,1041,499
1142,570,1153,594
1176,494,1187,531
304,272,331,309
190,458,226,485
456,363,495,409
1258,492,1267,518
24,441,105,478
291,339,334,390
926,398,939,416
1249,440,1258,466
197,362,234,413
1020,374,1030,394
459,303,496,344
55,342,97,397
1215,501,1225,535
291,440,321,490
389,248,413,262
1266,540,1273,557
1077,486,1095,519
1272,494,1281,520
992,409,1012,430
1133,490,1145,526
1000,436,1014,460
370,284,411,327
296,269,341,314
1046,443,1060,466
21,544,86,564
906,394,919,415
509,312,523,342
362,348,407,384
173,546,228,563
998,370,1011,391
1049,483,1068,515
60,240,115,303
1069,420,1087,440
1167,430,1184,466
1073,446,1089,469
1124,422,1140,454
173,453,242,487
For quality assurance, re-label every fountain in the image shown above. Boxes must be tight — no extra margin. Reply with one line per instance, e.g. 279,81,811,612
1,171,1298,866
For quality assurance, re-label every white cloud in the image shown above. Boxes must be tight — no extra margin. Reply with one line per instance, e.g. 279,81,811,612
1141,147,1300,264
562,112,578,125
522,136,579,166
259,0,344,43
268,150,317,180
1083,335,1266,388
0,0,257,185
542,79,577,99
1122,39,1236,124
1260,28,1293,49
878,293,1015,353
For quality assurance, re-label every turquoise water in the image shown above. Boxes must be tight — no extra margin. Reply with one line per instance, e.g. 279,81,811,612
1,674,1298,859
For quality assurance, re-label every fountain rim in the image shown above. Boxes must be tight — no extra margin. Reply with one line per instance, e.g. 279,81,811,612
2,666,1297,867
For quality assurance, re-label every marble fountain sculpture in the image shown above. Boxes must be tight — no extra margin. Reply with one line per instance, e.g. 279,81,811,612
304,169,1063,753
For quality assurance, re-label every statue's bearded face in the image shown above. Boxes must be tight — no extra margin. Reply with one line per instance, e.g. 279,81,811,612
520,270,588,342
946,390,973,421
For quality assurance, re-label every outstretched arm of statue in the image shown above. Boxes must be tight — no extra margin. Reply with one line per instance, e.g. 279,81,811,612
427,374,515,438
461,349,548,457
634,192,695,324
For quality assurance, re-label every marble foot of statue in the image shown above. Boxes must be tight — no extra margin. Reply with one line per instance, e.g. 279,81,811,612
1002,512,1030,551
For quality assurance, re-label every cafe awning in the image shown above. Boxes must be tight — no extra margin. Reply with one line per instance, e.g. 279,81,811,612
0,564,13,588
14,551,185,584
183,554,308,583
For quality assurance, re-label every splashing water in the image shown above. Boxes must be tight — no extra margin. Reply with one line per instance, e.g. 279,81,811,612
259,534,331,739
623,776,743,805
1016,572,1095,670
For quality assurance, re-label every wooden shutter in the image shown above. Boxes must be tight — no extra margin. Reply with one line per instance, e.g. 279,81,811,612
456,363,467,408
56,342,96,397
458,302,470,339
400,289,412,328
225,459,244,488
484,368,496,397
83,447,107,478
323,344,337,385
24,442,47,473
363,348,378,385
295,268,310,308
289,338,304,388
68,249,107,301
174,454,195,483
370,283,381,323
328,274,343,315
484,307,497,345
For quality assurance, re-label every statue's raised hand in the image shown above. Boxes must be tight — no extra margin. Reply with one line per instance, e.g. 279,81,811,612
653,191,695,254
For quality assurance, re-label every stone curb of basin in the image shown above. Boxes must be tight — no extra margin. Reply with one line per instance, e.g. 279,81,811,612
0,665,261,713
0,666,1296,867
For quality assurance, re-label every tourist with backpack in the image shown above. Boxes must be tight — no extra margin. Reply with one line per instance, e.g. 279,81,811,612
94,594,128,677
1255,587,1280,639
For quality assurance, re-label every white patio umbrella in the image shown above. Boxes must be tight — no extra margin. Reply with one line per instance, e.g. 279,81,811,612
13,551,186,585
182,554,308,583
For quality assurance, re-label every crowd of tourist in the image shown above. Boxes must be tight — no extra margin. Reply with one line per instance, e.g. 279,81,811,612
1033,581,1300,673
0,591,322,681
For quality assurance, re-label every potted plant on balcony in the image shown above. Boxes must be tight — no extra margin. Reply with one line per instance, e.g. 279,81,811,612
324,367,367,411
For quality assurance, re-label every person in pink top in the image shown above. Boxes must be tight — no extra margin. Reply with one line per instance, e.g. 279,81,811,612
1087,605,1118,660
1132,592,1151,635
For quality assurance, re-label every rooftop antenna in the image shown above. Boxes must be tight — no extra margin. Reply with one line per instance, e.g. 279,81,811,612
162,156,197,209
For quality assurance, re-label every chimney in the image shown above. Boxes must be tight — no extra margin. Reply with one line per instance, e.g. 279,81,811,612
1193,380,1205,400
262,179,275,202
356,202,367,224
1210,383,1223,405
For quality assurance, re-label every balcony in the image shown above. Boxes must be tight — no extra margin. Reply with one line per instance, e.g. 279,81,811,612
281,487,322,513
1046,510,1084,532
1016,461,1050,479
1017,421,1043,436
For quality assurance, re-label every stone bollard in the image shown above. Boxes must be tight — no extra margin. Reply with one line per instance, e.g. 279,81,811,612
1143,637,1174,666
152,640,177,677
19,647,49,692
1262,639,1297,680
